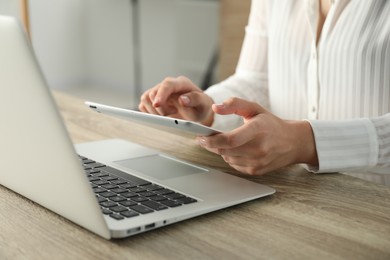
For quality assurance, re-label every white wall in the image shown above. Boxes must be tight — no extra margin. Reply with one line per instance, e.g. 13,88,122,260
83,0,134,92
0,0,19,18
139,0,219,92
29,0,85,89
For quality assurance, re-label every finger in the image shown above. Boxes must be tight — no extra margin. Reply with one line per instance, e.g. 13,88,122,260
197,121,261,149
212,97,267,120
141,101,159,115
154,92,180,116
146,83,177,115
216,143,263,157
148,88,158,103
153,76,196,107
178,91,210,108
155,103,178,116
140,92,159,114
200,146,220,155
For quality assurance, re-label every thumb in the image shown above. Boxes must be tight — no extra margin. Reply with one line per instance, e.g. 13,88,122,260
212,97,267,120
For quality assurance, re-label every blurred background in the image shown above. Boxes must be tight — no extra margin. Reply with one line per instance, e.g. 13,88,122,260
0,0,250,108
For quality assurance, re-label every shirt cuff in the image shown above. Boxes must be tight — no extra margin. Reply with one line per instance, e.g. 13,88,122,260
306,118,378,173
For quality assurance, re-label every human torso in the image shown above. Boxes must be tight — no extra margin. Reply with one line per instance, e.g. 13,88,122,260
267,0,390,120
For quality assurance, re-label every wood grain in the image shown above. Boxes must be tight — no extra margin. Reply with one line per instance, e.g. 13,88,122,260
1,91,389,260
19,0,31,38
218,0,251,81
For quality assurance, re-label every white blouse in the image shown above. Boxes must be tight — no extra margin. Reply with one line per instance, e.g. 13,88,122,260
205,0,390,174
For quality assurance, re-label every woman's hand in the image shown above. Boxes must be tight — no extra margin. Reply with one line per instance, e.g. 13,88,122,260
138,76,214,126
196,98,318,175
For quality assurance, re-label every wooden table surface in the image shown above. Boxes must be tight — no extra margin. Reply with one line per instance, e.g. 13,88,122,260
1,91,390,260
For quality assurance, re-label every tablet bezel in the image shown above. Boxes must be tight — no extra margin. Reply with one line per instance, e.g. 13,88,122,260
85,101,221,136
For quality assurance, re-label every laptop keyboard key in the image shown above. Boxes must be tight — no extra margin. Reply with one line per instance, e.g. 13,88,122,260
109,214,124,220
143,184,164,191
110,195,126,202
87,162,106,169
119,182,138,189
150,195,168,202
176,197,197,204
138,191,156,197
155,189,174,195
130,205,154,214
101,166,151,186
101,208,112,215
165,193,185,200
121,191,138,198
141,200,168,211
96,196,107,203
111,188,128,194
86,169,101,174
111,205,128,212
92,180,110,186
100,201,117,208
119,200,137,207
110,179,128,185
93,187,107,193
121,210,139,218
83,159,95,164
129,187,146,193
101,184,118,190
131,196,148,202
160,200,182,208
101,176,118,181
88,176,101,182
100,191,116,198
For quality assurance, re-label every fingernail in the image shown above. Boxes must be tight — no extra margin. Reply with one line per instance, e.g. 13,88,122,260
197,137,206,147
180,95,190,105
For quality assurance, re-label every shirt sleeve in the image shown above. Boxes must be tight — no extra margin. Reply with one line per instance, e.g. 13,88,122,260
205,0,270,132
306,113,390,174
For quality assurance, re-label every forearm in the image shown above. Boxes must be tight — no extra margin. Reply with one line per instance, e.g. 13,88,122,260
288,120,319,166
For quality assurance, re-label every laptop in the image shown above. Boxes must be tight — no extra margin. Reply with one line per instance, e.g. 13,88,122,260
0,15,275,239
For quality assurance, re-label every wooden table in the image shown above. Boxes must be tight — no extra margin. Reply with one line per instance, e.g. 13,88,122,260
1,91,390,259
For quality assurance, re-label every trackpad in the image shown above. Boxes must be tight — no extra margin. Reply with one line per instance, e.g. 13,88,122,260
115,154,207,180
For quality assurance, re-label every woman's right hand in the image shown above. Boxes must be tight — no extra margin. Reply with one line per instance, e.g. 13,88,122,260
138,76,215,126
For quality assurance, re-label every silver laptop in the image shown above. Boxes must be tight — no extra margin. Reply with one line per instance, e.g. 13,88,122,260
0,15,275,239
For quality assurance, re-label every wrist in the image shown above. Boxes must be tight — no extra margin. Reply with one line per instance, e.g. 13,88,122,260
289,120,319,166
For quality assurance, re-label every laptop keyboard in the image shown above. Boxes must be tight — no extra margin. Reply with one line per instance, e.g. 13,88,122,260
78,155,197,221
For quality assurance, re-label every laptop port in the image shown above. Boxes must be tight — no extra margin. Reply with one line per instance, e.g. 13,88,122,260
145,223,155,230
127,227,141,234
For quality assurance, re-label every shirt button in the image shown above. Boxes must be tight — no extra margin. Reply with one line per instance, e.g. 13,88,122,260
311,106,316,113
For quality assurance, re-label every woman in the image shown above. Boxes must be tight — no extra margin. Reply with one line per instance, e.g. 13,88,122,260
139,0,390,176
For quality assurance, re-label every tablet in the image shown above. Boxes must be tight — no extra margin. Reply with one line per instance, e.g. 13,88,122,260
85,101,221,136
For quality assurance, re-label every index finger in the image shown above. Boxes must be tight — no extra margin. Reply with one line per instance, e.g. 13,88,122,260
153,77,194,107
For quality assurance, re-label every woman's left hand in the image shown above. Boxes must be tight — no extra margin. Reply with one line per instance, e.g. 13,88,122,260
196,97,318,175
